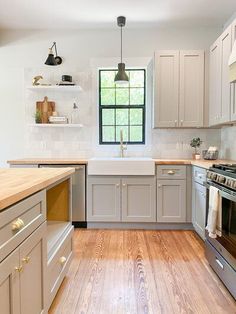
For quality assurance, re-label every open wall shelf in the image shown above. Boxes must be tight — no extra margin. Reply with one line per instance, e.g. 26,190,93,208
29,123,83,128
27,85,82,92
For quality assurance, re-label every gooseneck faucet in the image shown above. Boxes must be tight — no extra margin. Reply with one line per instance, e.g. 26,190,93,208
120,129,127,158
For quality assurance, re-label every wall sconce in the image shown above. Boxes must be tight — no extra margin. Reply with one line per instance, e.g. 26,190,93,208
45,42,62,66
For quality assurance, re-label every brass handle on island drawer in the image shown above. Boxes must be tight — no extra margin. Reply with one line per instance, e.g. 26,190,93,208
59,256,67,265
15,265,23,272
12,218,25,231
167,170,175,175
22,256,30,264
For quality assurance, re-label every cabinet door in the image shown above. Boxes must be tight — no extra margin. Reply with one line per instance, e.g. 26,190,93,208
157,180,186,222
87,177,121,221
179,51,204,127
19,222,47,314
219,25,232,124
122,177,156,222
209,39,221,126
0,249,20,314
192,182,206,240
153,51,179,127
231,19,236,121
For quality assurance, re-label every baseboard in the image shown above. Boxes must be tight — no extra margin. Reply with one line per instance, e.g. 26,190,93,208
87,222,193,230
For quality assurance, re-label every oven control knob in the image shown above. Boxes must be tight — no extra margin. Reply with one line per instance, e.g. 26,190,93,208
233,181,236,189
218,176,225,183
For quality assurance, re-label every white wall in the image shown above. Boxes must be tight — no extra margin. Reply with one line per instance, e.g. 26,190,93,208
0,27,222,166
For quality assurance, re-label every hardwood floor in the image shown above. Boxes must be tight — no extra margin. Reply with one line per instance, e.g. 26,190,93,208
49,230,236,314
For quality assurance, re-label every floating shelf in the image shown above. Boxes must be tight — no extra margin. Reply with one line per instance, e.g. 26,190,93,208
29,123,83,128
27,85,82,92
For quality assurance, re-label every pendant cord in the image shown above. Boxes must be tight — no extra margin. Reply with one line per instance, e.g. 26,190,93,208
121,26,123,64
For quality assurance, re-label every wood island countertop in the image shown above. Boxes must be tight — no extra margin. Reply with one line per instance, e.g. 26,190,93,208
0,168,74,211
7,158,236,169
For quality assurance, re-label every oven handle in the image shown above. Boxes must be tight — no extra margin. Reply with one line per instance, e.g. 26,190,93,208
205,182,236,202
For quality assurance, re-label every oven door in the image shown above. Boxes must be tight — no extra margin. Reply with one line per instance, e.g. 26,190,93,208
206,181,236,270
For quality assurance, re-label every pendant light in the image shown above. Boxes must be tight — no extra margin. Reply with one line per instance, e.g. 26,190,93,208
45,42,62,66
114,16,129,84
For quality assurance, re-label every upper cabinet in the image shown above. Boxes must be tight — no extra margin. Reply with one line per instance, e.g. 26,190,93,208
231,19,236,122
153,50,204,128
209,24,235,126
153,51,179,128
179,51,204,127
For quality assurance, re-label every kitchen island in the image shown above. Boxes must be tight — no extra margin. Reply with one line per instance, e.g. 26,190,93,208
0,167,74,314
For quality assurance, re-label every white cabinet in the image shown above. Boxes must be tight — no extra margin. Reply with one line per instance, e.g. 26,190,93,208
0,249,20,314
157,179,186,222
0,222,46,314
231,19,236,121
122,177,156,222
209,40,221,126
87,176,156,222
153,51,179,127
153,50,204,128
179,51,204,127
192,182,206,240
209,25,232,125
87,177,121,222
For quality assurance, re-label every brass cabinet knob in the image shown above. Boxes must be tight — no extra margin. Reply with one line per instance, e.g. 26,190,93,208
59,256,67,265
12,218,25,231
167,170,175,175
22,256,30,264
122,183,126,187
15,265,23,272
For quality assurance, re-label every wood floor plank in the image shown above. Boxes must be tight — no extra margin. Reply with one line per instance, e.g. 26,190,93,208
49,230,236,314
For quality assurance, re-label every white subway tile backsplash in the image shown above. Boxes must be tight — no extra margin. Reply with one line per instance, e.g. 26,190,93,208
24,67,221,159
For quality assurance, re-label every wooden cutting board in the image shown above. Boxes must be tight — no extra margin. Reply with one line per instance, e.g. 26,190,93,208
36,96,55,123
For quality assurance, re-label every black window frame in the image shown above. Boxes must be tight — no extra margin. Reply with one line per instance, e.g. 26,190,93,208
99,68,146,145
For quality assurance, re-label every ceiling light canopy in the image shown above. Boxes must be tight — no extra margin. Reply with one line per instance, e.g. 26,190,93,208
114,16,129,85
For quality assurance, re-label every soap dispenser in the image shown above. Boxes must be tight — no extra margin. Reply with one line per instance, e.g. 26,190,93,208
70,102,79,124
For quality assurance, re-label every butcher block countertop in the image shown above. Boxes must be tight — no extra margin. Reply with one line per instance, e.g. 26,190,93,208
7,158,88,165
7,158,236,169
0,168,74,211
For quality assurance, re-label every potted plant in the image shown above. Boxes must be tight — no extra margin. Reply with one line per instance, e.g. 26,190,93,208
34,110,42,124
190,137,202,160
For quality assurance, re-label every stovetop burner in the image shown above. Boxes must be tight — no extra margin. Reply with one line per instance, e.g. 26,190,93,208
209,164,236,179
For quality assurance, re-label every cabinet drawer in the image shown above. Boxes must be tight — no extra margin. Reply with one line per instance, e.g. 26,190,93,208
0,190,46,262
205,241,236,299
192,166,206,185
157,165,186,179
47,225,73,306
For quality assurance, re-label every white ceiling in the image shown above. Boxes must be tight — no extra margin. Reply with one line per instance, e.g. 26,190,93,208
0,0,236,29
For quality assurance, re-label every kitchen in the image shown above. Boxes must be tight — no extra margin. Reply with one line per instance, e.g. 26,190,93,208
1,1,236,313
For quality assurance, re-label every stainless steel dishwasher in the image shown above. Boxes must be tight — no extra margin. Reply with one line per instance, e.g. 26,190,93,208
39,164,86,227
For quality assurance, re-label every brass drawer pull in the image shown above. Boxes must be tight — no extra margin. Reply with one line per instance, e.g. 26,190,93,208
22,256,30,264
15,265,23,272
12,218,25,231
167,170,175,175
59,256,67,265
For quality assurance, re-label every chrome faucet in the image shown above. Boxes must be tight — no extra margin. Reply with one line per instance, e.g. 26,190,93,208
120,129,127,158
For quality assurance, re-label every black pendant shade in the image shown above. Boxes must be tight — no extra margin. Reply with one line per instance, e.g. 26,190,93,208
114,16,129,84
45,43,62,66
114,63,129,84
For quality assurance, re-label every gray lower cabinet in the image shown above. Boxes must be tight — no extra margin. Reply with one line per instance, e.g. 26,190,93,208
122,177,156,222
87,177,121,222
192,181,206,240
157,179,186,222
87,176,156,222
0,222,46,314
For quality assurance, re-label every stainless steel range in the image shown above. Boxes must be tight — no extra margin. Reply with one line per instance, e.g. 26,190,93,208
206,164,236,299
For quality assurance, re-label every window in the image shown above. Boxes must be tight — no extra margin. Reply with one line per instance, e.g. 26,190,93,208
99,69,146,144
